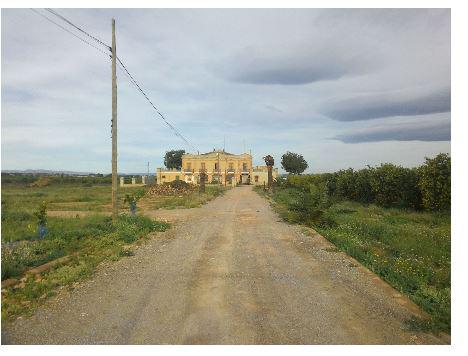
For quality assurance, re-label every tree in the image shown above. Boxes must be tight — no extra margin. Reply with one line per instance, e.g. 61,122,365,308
334,168,356,200
418,153,451,210
164,149,185,170
369,163,422,209
281,151,308,175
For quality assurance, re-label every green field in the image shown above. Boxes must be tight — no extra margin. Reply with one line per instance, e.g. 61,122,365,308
1,213,169,320
2,184,136,214
1,182,227,242
1,177,226,320
256,186,451,333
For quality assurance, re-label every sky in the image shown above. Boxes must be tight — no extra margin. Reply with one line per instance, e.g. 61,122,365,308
1,8,450,173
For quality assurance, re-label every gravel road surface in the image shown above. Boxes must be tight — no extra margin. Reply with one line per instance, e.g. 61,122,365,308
2,186,447,344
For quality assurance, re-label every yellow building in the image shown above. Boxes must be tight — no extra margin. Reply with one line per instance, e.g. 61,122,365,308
252,165,280,186
156,150,278,186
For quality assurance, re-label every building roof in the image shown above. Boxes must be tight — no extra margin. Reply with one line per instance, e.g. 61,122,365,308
200,149,235,156
183,150,251,158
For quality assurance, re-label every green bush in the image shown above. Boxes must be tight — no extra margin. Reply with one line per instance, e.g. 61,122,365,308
34,201,48,226
334,169,357,200
419,153,451,211
275,153,449,211
353,168,375,204
1,215,169,280
286,173,325,190
274,183,335,228
321,168,373,204
370,164,422,209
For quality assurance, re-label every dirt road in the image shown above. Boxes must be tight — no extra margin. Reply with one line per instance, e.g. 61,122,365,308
2,186,446,344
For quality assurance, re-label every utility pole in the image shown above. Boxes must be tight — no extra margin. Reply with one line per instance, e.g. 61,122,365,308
111,18,118,222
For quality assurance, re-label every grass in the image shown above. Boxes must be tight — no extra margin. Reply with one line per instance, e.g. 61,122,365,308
255,186,451,333
1,182,226,242
1,184,141,213
1,183,228,215
1,179,226,320
1,181,175,321
1,185,121,243
1,214,170,320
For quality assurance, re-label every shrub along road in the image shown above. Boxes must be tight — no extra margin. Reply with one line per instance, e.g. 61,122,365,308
2,186,447,344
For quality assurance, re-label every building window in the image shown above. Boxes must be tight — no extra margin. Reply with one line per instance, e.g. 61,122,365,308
162,175,166,179
201,162,206,171
214,162,218,171
255,175,259,182
242,162,248,171
186,163,191,171
228,162,234,171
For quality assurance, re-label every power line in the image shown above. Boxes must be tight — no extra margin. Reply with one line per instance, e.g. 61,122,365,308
32,9,131,86
31,8,198,152
31,9,129,76
44,8,111,50
30,9,111,58
116,56,198,152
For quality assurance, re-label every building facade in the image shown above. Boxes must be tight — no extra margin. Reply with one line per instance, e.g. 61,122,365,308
156,150,278,186
252,165,280,186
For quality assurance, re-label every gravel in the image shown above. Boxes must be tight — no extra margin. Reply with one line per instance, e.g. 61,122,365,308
2,186,447,345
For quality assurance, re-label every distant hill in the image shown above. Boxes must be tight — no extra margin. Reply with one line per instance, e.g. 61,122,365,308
1,169,154,176
2,169,93,175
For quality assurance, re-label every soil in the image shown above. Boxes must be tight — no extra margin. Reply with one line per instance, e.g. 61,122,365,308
1,186,448,344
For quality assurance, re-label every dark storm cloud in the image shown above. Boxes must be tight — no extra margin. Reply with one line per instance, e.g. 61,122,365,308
320,86,451,121
334,116,451,143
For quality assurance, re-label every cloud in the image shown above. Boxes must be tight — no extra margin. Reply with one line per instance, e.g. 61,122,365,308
218,40,379,85
264,105,283,113
334,115,450,143
320,86,451,121
1,88,36,103
1,9,450,173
